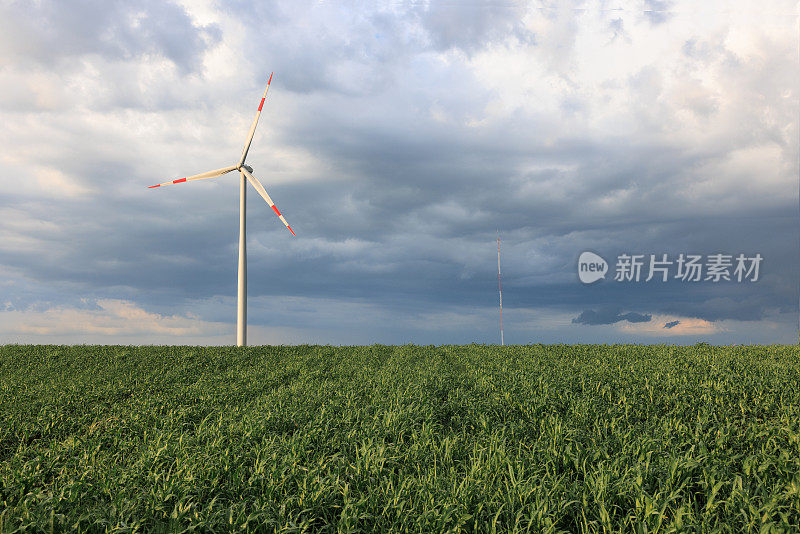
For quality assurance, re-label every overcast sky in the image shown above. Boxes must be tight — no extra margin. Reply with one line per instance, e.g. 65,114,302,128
0,0,797,345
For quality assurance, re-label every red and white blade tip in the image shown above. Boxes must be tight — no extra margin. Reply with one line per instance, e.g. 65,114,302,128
148,177,187,188
270,203,295,236
257,73,273,112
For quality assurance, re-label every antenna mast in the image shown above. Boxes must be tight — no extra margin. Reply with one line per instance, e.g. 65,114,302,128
497,231,504,346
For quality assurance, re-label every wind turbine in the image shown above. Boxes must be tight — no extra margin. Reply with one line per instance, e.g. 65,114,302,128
148,73,294,347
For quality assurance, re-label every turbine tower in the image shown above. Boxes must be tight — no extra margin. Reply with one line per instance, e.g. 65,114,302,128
148,73,294,346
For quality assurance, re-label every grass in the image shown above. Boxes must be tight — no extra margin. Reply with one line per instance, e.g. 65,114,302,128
0,344,799,532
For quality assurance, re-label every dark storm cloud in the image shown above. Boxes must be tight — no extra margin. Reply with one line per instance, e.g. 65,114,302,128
664,320,680,328
1,113,795,333
572,308,652,326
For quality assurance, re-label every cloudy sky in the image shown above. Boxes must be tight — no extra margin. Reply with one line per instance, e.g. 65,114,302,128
0,0,797,345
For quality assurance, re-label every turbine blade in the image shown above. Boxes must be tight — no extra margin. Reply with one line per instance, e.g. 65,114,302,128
147,165,237,189
238,72,273,167
240,167,295,236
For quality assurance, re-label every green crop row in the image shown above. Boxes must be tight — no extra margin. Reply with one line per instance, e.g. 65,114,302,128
0,344,798,532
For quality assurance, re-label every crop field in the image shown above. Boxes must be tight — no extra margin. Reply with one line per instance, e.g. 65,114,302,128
1,344,799,532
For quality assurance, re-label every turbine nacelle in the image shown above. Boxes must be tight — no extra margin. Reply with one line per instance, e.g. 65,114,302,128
239,164,253,173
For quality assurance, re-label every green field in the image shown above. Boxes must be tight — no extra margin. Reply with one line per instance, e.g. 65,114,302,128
1,344,799,532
